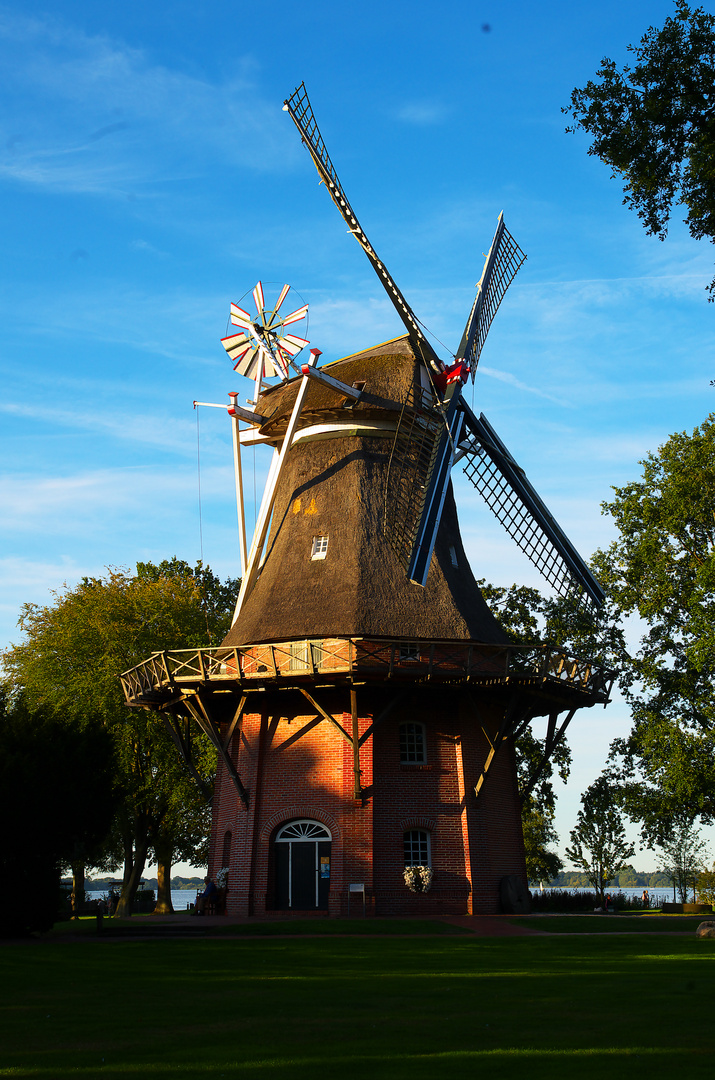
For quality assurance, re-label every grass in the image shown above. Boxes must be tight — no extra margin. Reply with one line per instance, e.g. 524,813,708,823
509,914,708,934
48,916,470,937
1,929,714,1078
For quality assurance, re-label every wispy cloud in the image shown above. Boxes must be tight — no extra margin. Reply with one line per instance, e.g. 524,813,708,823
0,11,293,196
394,100,447,126
479,365,572,406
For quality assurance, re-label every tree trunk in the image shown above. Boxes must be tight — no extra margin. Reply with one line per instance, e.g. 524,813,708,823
114,840,149,918
70,861,85,919
152,840,174,915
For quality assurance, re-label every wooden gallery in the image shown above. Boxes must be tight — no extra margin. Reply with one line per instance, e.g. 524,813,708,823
121,86,611,919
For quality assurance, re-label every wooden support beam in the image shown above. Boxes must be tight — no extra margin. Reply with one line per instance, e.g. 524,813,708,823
474,693,527,801
520,707,577,805
222,694,247,753
350,688,362,799
161,707,213,803
183,693,249,808
298,687,353,744
358,690,409,746
300,362,363,400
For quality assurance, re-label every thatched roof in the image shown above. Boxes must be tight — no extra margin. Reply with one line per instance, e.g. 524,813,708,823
256,336,424,441
223,338,509,648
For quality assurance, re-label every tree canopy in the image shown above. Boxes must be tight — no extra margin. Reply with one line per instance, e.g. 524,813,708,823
595,414,715,842
564,1,715,298
2,559,237,917
0,692,116,934
480,581,625,882
565,777,636,902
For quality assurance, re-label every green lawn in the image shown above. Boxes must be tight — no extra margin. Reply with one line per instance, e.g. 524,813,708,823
509,913,708,934
1,932,713,1078
48,916,471,938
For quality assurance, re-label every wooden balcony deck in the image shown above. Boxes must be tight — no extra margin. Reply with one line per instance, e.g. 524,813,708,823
120,637,613,710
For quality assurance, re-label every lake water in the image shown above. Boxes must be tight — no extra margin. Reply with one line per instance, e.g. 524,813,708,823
86,885,689,911
87,889,199,911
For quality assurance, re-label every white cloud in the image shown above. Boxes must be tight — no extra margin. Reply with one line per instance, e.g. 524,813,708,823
394,101,447,126
0,11,293,196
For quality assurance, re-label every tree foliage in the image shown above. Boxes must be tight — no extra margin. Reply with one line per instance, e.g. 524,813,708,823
596,415,715,835
564,1,715,297
655,816,708,902
0,692,116,934
480,581,626,882
565,777,636,902
2,559,237,917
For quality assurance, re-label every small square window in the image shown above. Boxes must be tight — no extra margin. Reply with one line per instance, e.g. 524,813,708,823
399,722,426,764
399,643,420,662
311,535,329,560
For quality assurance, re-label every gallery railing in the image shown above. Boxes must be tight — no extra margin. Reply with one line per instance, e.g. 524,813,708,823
120,637,613,707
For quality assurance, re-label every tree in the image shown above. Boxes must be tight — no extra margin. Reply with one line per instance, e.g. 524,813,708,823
564,1,715,298
0,692,116,934
2,559,237,918
655,816,708,902
696,861,715,905
565,777,636,902
595,415,715,835
480,581,627,883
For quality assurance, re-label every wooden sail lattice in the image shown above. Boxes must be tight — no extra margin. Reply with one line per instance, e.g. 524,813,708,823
460,412,603,611
383,386,445,574
458,215,527,379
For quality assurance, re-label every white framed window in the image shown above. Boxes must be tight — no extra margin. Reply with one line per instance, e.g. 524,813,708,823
311,535,329,560
399,643,420,662
403,829,431,867
399,722,426,764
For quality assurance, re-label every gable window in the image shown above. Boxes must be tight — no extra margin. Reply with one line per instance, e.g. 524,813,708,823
403,829,431,867
449,545,458,567
399,643,420,662
311,535,329,560
399,722,426,764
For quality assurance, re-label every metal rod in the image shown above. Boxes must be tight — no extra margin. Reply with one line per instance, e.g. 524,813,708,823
228,398,248,577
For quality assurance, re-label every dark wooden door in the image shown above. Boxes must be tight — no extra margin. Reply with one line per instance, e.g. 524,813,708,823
291,842,316,909
274,842,290,910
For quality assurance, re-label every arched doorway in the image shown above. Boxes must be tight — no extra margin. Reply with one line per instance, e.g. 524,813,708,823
274,819,332,910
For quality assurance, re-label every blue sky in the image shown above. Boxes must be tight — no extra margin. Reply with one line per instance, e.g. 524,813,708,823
2,0,714,873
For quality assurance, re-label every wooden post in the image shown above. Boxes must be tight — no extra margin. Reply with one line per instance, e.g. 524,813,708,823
351,688,361,799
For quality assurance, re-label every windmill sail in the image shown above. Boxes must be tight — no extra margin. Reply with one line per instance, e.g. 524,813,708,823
456,214,526,381
457,403,604,610
283,83,442,373
384,385,461,583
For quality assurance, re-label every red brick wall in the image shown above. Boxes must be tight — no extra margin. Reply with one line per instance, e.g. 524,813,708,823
209,685,527,917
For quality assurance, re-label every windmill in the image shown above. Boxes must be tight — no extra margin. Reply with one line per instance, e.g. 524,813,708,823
221,82,603,616
120,84,612,919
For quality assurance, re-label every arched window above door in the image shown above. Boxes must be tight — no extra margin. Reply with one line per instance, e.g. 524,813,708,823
275,819,332,842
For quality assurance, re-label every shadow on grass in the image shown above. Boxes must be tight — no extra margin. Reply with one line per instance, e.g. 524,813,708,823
508,914,708,934
1,936,713,1078
47,916,471,939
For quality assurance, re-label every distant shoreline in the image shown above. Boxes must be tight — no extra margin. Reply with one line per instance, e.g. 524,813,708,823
61,876,205,892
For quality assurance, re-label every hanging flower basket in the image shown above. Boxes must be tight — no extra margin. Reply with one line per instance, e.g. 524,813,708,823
216,866,230,889
403,865,433,893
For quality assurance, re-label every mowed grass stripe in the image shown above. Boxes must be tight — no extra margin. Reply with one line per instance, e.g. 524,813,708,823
0,936,713,1079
